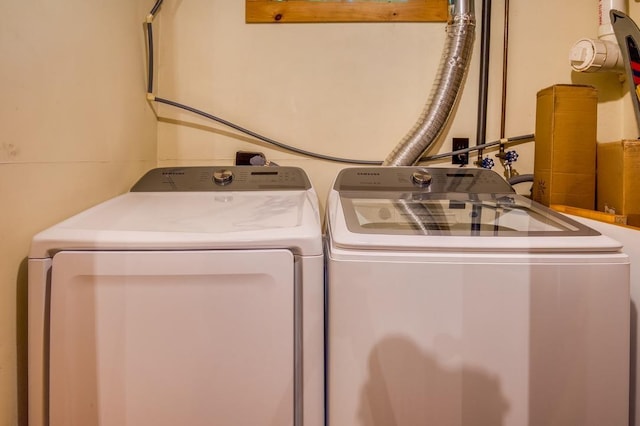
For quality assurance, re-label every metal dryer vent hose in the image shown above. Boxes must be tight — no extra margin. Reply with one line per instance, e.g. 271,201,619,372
383,0,476,166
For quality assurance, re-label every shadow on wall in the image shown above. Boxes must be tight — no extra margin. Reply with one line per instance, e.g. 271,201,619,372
17,258,29,426
358,336,509,426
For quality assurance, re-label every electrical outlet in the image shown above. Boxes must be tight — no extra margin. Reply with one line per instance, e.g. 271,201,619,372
235,151,266,166
452,138,469,165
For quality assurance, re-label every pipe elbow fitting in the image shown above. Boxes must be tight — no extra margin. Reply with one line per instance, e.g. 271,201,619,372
569,37,624,73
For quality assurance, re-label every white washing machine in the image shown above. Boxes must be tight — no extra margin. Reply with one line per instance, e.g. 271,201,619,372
325,167,630,426
28,166,324,426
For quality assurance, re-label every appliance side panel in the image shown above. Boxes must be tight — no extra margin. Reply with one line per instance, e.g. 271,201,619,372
296,254,325,426
28,258,51,426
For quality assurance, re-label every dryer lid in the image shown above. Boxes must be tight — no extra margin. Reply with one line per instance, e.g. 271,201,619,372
30,184,322,258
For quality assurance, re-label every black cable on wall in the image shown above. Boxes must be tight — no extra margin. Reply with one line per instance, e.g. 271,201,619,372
143,0,532,167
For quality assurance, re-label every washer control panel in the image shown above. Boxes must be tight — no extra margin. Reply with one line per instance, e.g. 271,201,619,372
131,166,312,192
334,167,514,194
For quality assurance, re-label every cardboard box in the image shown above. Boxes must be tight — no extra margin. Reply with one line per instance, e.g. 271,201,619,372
533,85,597,209
597,139,640,226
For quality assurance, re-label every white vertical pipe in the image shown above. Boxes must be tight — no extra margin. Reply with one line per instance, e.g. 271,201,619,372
600,0,628,41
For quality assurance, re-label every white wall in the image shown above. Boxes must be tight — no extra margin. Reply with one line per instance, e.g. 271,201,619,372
0,1,157,425
155,0,638,207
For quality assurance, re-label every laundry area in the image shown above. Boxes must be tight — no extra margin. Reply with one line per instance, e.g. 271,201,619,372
2,0,640,426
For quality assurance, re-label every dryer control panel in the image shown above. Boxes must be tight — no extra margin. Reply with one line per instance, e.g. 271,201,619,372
131,166,312,192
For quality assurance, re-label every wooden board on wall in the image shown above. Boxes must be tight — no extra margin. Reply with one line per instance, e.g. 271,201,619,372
246,0,449,23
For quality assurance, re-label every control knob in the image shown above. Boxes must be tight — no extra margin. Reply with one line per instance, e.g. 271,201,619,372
411,170,432,187
212,169,234,186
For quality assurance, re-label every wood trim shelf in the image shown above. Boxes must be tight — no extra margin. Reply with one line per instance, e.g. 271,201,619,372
246,0,448,23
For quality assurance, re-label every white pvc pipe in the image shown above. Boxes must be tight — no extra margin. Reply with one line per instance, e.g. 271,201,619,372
569,0,627,73
600,0,628,41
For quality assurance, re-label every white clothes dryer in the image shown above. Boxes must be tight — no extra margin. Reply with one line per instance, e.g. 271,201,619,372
28,166,324,426
324,167,630,426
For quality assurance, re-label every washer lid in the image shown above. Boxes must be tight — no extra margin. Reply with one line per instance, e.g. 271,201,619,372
30,189,322,258
327,167,622,253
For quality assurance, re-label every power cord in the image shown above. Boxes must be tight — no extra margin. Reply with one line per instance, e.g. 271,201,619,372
144,0,379,165
144,0,534,166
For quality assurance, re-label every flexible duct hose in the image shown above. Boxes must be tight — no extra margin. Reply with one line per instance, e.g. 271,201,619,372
383,0,476,166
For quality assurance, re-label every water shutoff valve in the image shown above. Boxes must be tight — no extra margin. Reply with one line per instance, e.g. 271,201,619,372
503,150,519,165
480,157,495,169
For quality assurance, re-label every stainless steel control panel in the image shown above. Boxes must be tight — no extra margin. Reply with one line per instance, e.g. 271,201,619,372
333,167,515,194
131,167,312,192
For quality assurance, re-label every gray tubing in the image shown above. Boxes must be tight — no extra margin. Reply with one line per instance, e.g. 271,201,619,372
507,174,534,186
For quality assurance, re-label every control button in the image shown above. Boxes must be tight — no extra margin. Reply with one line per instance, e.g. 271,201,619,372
212,169,234,186
411,170,432,187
